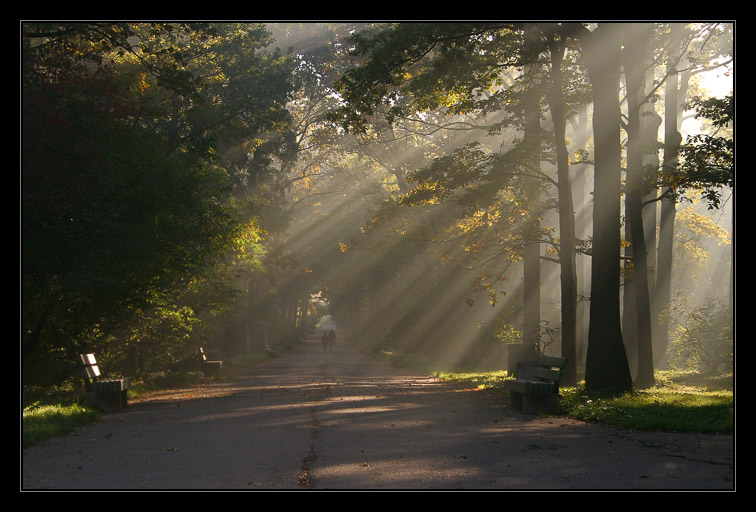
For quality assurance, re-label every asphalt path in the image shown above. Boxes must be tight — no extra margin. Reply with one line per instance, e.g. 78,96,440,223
22,330,734,491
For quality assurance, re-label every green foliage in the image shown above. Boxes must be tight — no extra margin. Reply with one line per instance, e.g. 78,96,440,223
22,22,297,385
333,23,527,131
666,297,733,374
493,322,521,344
671,94,734,209
476,306,522,345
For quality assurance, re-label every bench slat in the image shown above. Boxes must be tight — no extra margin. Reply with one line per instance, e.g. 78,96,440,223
505,380,555,395
533,367,561,382
538,355,568,369
93,378,132,392
79,353,102,380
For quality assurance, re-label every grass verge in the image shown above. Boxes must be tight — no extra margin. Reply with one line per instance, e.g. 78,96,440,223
438,369,733,434
559,384,733,433
22,404,99,448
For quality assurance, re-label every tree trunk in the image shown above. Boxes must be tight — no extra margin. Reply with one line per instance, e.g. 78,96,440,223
522,27,542,351
569,104,591,371
578,23,633,393
547,33,577,386
622,215,638,377
623,23,655,389
654,23,686,368
642,69,662,311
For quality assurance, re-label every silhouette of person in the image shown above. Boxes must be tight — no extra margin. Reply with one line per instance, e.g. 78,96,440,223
321,332,328,352
327,329,336,353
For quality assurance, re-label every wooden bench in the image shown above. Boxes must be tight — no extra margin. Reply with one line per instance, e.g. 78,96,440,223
504,355,568,414
79,354,131,412
200,348,223,377
265,342,278,358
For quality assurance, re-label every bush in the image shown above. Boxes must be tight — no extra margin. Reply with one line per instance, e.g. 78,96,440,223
667,297,733,374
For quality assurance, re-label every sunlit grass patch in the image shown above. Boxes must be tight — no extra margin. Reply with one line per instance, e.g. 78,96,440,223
559,384,733,433
436,370,510,392
655,369,733,391
22,404,99,448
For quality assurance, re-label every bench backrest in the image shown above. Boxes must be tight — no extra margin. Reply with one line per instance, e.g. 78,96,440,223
535,356,568,385
538,355,568,369
79,353,102,387
533,366,561,383
200,347,208,362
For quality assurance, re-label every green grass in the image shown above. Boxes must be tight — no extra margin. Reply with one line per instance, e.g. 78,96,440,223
559,384,733,433
436,370,511,392
23,404,99,448
438,369,733,434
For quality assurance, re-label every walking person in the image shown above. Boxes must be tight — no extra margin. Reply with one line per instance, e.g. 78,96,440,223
327,329,336,353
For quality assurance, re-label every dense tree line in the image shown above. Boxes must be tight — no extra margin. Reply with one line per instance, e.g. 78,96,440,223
22,23,298,384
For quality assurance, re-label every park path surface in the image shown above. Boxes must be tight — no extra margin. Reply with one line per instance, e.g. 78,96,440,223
22,328,734,491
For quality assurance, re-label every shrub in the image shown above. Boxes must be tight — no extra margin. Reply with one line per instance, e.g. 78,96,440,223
667,297,733,374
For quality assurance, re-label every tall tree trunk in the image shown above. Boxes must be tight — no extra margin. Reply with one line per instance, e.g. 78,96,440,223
622,214,639,377
642,69,662,310
654,23,686,368
578,23,633,393
623,23,655,389
569,104,591,371
522,27,542,352
523,217,541,348
547,32,577,386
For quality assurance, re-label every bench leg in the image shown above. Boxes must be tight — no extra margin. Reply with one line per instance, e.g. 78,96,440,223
203,361,222,378
509,391,524,411
88,387,128,412
85,391,98,408
95,390,127,412
521,393,559,415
